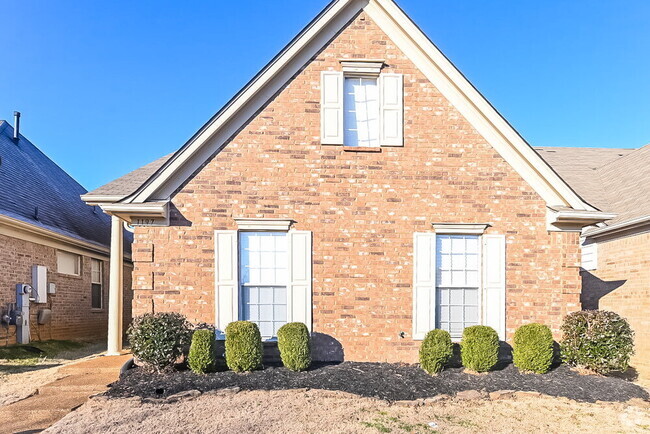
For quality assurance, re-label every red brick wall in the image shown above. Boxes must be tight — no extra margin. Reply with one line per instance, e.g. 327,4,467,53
0,233,133,346
582,232,650,378
131,12,581,362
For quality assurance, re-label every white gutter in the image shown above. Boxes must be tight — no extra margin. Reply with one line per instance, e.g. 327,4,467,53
0,214,133,260
585,215,650,239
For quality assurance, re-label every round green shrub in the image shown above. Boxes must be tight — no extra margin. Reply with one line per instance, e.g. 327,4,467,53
225,321,263,372
127,312,192,372
561,310,634,374
188,329,216,374
419,329,453,375
512,323,554,374
460,325,499,373
277,322,311,371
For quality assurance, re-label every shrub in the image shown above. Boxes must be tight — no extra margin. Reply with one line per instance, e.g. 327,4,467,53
419,329,453,375
460,325,499,373
225,321,263,372
127,312,192,371
512,323,554,374
277,322,311,371
561,310,634,374
188,329,216,374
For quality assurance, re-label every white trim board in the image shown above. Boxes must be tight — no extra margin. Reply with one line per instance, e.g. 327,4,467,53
101,0,595,217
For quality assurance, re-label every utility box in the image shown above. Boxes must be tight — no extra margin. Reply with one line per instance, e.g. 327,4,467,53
32,265,48,304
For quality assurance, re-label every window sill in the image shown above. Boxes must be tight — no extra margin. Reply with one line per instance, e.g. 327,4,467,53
56,272,82,280
90,308,105,313
343,146,382,153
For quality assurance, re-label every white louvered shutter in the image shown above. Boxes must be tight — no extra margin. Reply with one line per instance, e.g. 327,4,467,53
482,235,506,340
287,231,313,330
321,71,344,145
413,232,436,340
214,230,239,337
379,73,404,147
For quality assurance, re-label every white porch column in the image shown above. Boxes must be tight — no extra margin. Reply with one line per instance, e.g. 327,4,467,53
107,215,124,355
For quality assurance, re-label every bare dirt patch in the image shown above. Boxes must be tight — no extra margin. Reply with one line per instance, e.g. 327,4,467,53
46,389,650,433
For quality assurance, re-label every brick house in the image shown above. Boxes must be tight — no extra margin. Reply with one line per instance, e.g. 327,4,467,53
82,0,615,363
0,117,132,346
537,146,650,378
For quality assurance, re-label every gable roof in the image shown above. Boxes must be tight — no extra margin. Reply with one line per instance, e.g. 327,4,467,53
0,120,131,252
536,145,650,229
84,0,600,215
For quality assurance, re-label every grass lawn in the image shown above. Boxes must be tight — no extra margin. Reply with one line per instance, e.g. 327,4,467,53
0,340,87,373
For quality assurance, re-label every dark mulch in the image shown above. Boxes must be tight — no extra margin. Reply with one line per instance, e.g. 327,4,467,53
107,361,649,403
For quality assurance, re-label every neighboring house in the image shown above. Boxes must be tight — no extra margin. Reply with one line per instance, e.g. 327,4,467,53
537,145,650,378
0,117,132,345
82,0,614,363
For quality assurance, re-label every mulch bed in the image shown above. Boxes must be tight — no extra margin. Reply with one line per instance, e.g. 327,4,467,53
107,361,650,403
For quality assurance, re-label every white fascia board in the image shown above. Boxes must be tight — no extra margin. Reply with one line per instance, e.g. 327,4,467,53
546,208,617,231
0,214,114,260
81,194,127,205
128,0,368,203
585,215,650,239
365,0,592,211
100,201,169,217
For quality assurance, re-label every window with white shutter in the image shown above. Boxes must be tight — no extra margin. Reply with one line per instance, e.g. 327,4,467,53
321,68,403,147
215,228,313,339
413,231,506,341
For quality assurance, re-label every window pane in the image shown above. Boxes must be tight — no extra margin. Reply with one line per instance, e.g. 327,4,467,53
91,283,102,309
57,251,80,276
344,77,379,147
435,235,481,339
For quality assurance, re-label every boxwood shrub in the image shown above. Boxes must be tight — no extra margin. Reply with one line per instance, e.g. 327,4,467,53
561,310,634,374
188,329,216,374
512,323,554,374
460,325,499,373
127,312,192,372
277,322,311,371
419,329,453,375
225,321,263,372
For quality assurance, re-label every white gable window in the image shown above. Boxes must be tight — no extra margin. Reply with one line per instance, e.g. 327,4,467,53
581,242,598,271
321,64,403,147
57,250,81,276
344,77,380,147
413,230,506,341
215,226,312,340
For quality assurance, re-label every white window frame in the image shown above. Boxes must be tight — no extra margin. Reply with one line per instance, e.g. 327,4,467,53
91,259,103,310
214,224,312,340
57,250,81,276
238,231,289,339
435,234,482,339
343,76,380,148
413,225,505,341
321,61,403,148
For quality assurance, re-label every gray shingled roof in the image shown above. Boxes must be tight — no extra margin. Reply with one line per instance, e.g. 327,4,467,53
0,120,131,251
536,145,650,226
86,153,173,199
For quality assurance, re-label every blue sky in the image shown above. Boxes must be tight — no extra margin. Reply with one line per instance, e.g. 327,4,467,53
1,1,649,190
